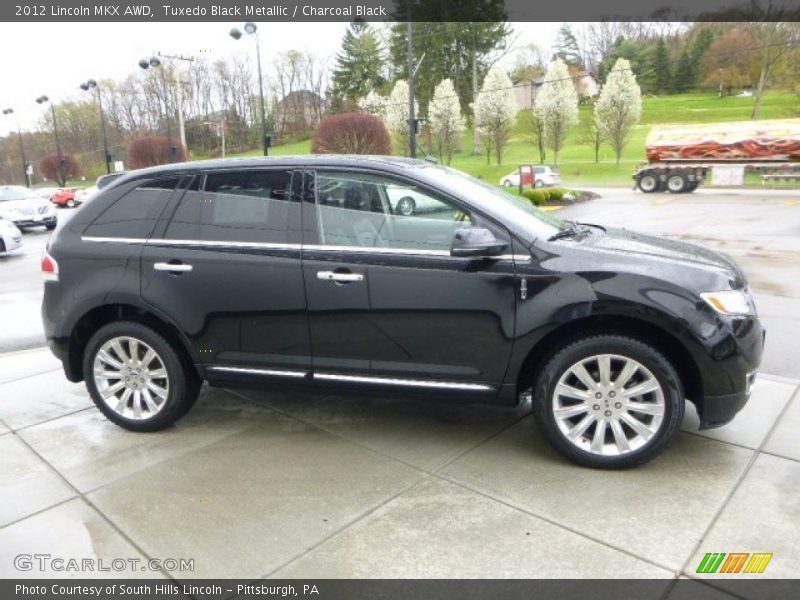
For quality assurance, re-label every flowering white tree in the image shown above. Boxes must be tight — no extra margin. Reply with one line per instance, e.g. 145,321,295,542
595,58,642,164
384,79,418,156
427,79,466,164
358,90,387,117
534,58,579,164
474,68,518,164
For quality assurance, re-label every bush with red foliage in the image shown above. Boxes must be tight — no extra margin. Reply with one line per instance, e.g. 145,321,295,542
39,154,80,185
311,112,391,155
128,136,187,169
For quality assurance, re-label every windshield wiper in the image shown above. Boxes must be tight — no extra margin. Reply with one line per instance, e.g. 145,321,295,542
547,220,589,242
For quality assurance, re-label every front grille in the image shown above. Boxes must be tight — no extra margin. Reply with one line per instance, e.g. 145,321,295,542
37,206,50,214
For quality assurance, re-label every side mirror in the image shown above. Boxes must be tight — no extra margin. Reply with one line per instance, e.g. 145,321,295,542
450,227,508,258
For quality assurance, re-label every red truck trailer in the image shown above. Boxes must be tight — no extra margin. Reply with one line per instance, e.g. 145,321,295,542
633,119,800,193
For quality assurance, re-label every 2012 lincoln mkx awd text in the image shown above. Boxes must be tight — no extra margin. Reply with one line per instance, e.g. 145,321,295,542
41,156,764,468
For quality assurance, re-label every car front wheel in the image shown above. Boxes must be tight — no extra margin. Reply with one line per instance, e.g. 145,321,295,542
532,335,684,468
83,321,200,432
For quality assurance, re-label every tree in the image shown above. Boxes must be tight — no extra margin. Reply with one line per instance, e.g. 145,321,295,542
671,49,693,93
748,22,800,118
527,109,546,164
128,136,187,169
595,58,642,165
699,28,757,96
427,79,466,165
358,90,387,116
39,154,79,185
383,79,418,156
579,101,604,163
311,112,391,155
474,67,517,164
509,43,546,84
554,24,584,68
332,21,384,107
534,58,579,165
651,38,671,94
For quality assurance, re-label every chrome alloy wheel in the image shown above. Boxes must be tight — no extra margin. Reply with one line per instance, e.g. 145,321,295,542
552,354,665,456
92,336,170,420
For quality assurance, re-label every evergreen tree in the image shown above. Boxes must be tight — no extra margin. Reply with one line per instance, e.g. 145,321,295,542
652,38,671,94
672,49,693,93
332,20,385,106
554,24,584,68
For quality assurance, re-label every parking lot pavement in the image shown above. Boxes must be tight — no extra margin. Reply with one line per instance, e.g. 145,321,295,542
1,347,797,584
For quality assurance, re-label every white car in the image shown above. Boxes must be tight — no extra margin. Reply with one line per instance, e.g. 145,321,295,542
500,166,562,188
0,217,23,254
0,186,58,231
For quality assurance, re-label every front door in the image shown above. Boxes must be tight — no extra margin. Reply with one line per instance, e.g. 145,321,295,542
301,169,518,395
142,168,310,381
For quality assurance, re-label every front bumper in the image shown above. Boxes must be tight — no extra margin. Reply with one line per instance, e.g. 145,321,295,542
14,216,56,228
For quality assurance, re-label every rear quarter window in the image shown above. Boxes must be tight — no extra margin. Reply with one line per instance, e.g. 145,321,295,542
83,177,182,239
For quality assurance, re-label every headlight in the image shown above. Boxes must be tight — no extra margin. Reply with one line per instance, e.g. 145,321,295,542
700,290,755,316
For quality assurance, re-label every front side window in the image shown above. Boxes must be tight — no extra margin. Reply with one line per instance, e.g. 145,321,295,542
164,169,294,244
314,171,479,252
84,177,182,238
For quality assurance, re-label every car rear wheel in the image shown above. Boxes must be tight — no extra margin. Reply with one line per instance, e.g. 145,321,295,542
534,179,545,188
66,199,75,208
532,335,684,468
83,321,200,432
502,179,513,187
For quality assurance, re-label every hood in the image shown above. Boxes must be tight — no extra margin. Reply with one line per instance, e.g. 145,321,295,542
0,197,53,214
590,227,746,289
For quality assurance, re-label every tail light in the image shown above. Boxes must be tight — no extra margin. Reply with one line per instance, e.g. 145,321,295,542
41,249,59,282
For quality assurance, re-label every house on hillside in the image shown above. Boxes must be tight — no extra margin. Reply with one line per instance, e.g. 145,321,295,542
273,90,327,137
513,71,600,109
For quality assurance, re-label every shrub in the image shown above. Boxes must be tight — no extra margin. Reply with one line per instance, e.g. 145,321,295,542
39,153,80,185
548,188,565,201
523,189,547,205
128,136,187,169
311,112,391,155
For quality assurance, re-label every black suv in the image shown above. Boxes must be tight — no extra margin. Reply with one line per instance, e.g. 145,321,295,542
42,157,764,468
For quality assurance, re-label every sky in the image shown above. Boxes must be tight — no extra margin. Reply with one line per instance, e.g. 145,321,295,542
0,21,559,135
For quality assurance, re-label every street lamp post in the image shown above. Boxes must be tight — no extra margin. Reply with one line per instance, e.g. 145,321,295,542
80,79,112,174
230,22,270,156
139,56,175,162
2,108,30,187
36,95,66,186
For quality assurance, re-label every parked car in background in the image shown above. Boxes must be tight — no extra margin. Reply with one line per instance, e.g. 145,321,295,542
42,156,763,469
33,187,59,201
0,185,57,230
96,172,126,189
51,187,81,208
74,186,98,205
500,166,562,188
0,217,23,254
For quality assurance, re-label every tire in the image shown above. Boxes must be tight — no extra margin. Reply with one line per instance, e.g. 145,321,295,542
666,172,688,194
66,199,75,208
83,321,200,432
534,179,545,188
637,172,659,193
685,181,699,193
502,179,513,187
532,335,684,469
45,221,57,230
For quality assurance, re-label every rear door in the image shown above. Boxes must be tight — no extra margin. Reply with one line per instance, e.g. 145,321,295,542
142,168,310,381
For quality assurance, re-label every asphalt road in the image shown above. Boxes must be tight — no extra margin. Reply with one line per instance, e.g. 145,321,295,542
1,187,798,379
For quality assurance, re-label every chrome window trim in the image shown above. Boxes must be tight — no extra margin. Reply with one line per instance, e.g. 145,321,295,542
81,236,529,261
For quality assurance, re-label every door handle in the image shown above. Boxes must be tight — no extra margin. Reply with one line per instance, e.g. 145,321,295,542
154,262,193,273
317,271,364,283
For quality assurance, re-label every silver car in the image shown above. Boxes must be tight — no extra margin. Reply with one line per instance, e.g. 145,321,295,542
0,185,58,231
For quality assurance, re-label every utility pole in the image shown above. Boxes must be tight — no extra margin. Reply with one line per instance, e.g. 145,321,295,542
158,52,195,153
407,20,416,158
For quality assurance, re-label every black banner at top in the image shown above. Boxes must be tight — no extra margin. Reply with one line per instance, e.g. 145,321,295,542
2,0,799,22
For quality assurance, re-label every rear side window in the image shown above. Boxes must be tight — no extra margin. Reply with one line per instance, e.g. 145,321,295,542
84,177,181,239
164,169,294,244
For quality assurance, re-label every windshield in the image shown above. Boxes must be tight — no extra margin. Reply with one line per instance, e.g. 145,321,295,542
0,186,36,202
421,165,564,239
